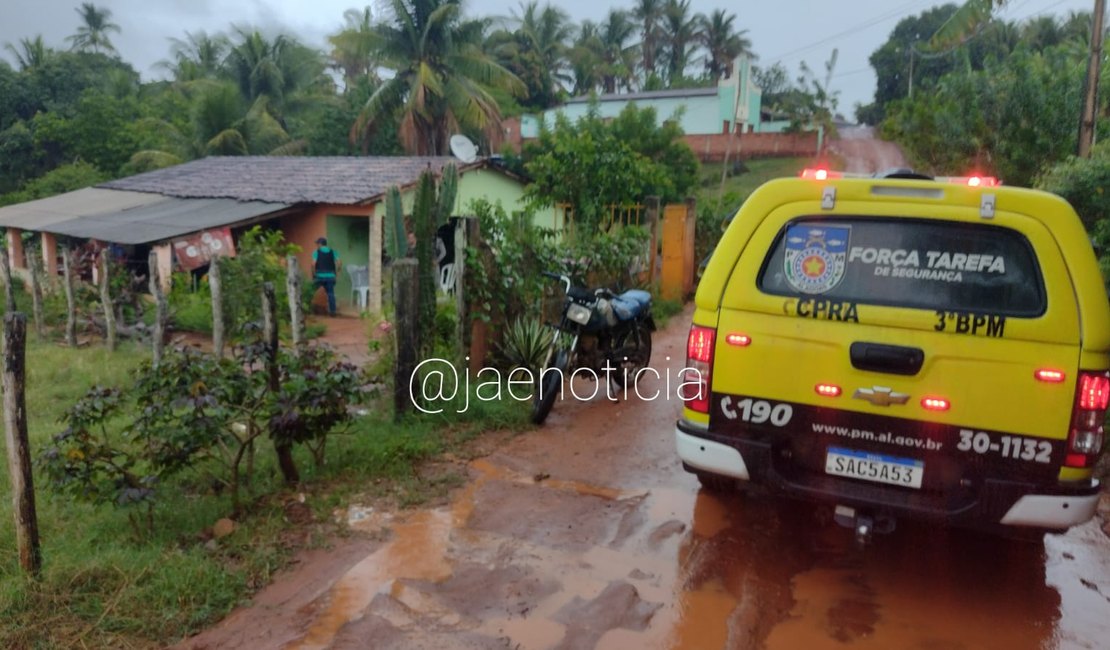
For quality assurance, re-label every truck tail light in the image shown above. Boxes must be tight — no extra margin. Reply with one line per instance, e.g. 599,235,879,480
682,325,716,413
1066,371,1109,468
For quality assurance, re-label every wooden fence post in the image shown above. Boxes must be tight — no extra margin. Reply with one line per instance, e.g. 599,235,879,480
27,250,45,342
0,245,15,313
645,196,661,287
98,251,116,351
4,313,41,576
209,256,225,358
148,251,167,366
453,217,468,363
62,248,76,347
262,282,298,484
286,255,304,349
393,259,419,419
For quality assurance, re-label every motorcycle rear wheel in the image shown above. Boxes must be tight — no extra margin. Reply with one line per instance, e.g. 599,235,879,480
608,320,653,390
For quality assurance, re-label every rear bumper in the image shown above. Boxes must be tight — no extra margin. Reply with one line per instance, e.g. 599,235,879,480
675,420,1101,530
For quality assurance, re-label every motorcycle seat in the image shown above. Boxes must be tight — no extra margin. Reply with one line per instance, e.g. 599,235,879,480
611,289,651,320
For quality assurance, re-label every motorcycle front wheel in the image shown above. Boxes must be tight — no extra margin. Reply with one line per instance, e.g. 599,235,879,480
608,320,653,390
531,348,568,425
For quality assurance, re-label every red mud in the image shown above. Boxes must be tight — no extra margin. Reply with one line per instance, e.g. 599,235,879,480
175,131,1110,650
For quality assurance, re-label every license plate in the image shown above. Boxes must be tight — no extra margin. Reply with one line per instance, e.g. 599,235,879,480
825,446,924,489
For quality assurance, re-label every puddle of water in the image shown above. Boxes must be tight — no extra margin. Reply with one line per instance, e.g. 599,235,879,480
288,508,455,650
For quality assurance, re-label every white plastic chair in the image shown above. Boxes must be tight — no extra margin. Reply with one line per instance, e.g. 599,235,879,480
439,262,456,294
346,264,369,309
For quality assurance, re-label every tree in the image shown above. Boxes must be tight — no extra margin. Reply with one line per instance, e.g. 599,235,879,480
355,0,523,155
568,21,603,95
661,0,699,85
882,44,1084,186
159,31,229,82
523,103,698,229
632,0,665,85
699,9,752,83
0,161,107,206
224,27,328,115
1037,139,1110,233
66,3,121,55
868,4,961,111
4,36,52,71
31,89,142,174
328,7,380,90
487,2,574,110
596,9,639,93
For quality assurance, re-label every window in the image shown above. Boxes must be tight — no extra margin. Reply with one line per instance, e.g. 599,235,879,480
758,218,1046,316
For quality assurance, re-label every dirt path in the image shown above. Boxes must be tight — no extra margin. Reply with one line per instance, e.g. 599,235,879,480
177,131,1110,649
827,125,909,174
177,305,1110,650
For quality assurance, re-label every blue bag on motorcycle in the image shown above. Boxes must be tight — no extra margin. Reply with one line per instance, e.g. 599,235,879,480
611,290,652,320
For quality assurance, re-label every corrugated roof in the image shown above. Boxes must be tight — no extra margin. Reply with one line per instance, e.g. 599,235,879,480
0,187,167,230
46,197,290,244
99,156,470,205
0,188,289,244
565,87,718,104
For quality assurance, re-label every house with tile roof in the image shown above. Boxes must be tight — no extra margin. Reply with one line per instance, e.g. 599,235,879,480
0,156,543,314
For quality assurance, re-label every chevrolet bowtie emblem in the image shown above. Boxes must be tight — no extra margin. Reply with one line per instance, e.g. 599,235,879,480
853,386,910,407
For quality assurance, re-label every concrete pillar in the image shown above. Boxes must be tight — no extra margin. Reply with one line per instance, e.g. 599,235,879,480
7,228,25,270
153,243,173,294
368,210,382,315
40,233,58,277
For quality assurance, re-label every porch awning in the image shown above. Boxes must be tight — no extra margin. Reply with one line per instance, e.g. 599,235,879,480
0,188,289,244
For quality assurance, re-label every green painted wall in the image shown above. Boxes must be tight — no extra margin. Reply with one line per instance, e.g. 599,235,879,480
398,167,557,230
325,214,370,309
546,96,721,136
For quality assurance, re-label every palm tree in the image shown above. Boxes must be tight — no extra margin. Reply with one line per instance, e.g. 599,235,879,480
66,3,121,55
159,31,229,82
698,9,752,83
355,0,523,155
128,81,303,172
632,0,665,84
569,21,603,95
596,9,638,93
224,27,328,113
661,0,699,85
328,7,380,90
4,35,51,71
487,2,574,108
1022,15,1065,50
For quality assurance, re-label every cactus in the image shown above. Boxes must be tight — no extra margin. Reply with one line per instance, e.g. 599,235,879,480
434,164,458,226
384,185,407,259
412,170,438,353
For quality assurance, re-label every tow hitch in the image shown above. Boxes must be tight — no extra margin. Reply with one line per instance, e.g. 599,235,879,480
834,505,896,543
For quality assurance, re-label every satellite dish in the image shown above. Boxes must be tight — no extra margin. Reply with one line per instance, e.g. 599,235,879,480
449,134,478,163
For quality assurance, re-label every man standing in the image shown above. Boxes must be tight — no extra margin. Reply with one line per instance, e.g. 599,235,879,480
312,237,340,316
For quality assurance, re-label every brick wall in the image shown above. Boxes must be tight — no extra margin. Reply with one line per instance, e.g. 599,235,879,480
683,132,820,161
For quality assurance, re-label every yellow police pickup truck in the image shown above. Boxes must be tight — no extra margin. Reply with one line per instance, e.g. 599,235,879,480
677,169,1110,538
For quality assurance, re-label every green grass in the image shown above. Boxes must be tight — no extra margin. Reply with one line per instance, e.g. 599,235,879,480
696,157,813,209
0,339,530,649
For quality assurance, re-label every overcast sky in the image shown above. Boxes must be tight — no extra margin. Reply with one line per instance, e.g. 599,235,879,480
0,0,1099,112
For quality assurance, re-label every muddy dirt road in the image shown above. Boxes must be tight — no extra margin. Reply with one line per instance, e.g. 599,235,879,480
181,311,1110,650
827,126,908,174
180,130,1110,649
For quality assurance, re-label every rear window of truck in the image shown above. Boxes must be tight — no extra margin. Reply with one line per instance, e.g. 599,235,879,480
757,218,1046,316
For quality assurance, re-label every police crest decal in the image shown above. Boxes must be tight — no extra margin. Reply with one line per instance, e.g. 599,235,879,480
784,224,850,294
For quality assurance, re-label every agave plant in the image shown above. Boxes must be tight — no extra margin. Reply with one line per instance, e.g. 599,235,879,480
500,316,554,372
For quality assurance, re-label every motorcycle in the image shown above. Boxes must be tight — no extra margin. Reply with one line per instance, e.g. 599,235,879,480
531,271,655,424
